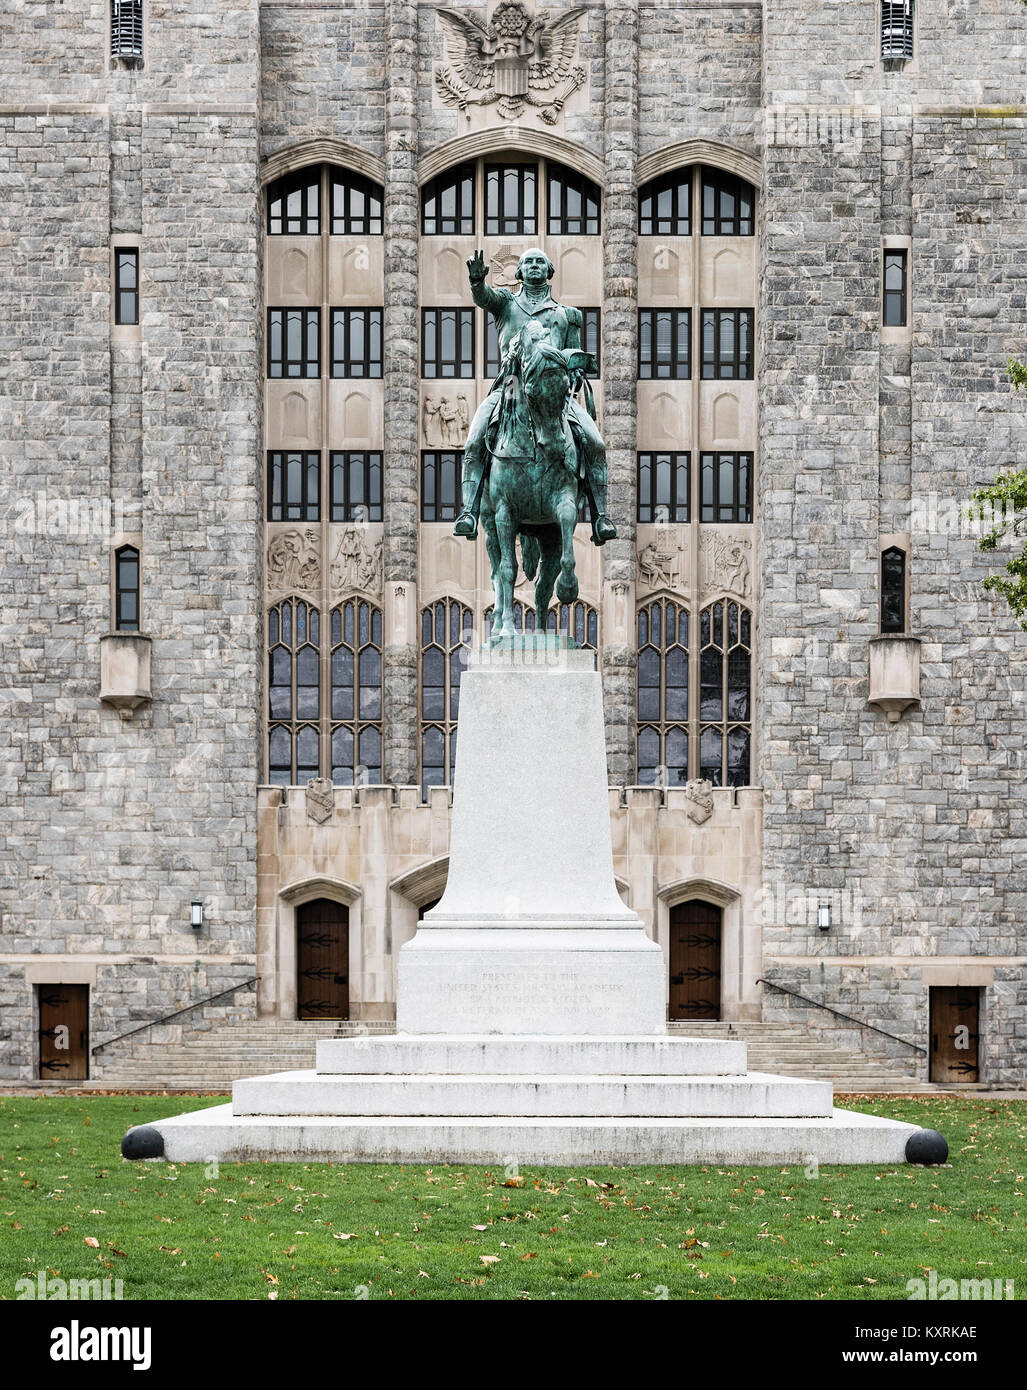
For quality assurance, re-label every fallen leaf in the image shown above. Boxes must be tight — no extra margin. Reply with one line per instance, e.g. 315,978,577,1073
84,1237,99,1249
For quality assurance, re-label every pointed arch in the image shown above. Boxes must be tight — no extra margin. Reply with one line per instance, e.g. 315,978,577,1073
637,139,761,191
261,138,385,187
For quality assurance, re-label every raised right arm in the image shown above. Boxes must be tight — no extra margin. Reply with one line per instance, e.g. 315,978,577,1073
467,249,509,316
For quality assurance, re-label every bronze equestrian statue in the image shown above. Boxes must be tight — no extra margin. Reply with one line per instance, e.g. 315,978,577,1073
452,248,617,644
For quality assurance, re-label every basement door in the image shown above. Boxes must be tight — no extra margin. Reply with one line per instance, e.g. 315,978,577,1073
38,983,89,1080
669,901,722,1021
929,986,980,1083
297,899,350,1019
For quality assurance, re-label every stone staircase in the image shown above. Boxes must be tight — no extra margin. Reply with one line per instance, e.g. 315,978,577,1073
667,1022,923,1091
90,1018,924,1092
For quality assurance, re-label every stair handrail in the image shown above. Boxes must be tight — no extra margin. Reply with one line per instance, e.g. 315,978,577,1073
756,976,926,1055
91,977,259,1055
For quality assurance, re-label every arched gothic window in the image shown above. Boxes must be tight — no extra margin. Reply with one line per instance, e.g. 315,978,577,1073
268,599,321,786
483,601,598,650
331,600,383,784
420,599,473,798
267,164,384,237
636,598,689,786
699,600,751,787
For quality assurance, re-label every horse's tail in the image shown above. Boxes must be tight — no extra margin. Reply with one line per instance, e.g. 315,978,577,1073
520,531,540,581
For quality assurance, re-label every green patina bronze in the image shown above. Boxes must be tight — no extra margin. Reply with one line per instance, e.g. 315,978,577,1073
452,248,617,645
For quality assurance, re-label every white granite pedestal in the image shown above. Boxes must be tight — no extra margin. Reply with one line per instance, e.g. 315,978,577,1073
129,641,924,1167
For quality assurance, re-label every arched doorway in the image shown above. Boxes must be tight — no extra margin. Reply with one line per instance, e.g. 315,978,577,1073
669,900,722,1020
297,898,350,1019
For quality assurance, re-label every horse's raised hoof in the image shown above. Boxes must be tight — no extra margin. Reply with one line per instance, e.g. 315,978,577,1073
555,572,578,603
453,511,478,539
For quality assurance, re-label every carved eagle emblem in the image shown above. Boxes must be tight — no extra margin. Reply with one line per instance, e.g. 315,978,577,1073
434,3,587,125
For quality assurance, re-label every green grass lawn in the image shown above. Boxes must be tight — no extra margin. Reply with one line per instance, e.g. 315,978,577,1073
1,1094,1024,1301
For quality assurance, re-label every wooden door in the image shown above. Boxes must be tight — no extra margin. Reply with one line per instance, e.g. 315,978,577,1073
297,899,350,1019
669,901,722,1021
38,984,89,1080
930,987,980,1082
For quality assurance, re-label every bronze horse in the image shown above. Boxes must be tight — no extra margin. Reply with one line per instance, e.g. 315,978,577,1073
480,321,595,645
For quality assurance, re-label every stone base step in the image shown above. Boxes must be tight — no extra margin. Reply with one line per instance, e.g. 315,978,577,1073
134,1102,920,1166
233,1068,832,1118
314,1034,746,1076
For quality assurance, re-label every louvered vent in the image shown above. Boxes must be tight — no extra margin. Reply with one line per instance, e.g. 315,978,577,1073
881,0,914,60
111,0,143,59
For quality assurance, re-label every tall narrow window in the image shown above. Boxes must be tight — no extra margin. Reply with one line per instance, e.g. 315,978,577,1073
485,164,537,236
268,308,320,378
881,547,907,633
420,599,472,797
636,599,689,786
701,169,754,236
637,452,690,524
700,453,753,524
699,601,751,788
421,451,462,522
639,309,690,379
422,163,475,235
331,600,383,785
114,545,140,631
331,308,383,378
485,316,503,379
268,599,321,786
701,308,754,379
114,248,139,325
638,172,691,236
331,452,382,523
110,0,143,61
267,168,320,235
268,452,320,522
883,249,908,327
581,308,601,377
330,170,383,236
547,163,600,236
881,0,914,60
422,309,474,378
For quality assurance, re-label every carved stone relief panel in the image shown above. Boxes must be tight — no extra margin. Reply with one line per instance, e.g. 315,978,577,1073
635,524,690,594
328,524,384,599
421,384,478,448
431,2,590,134
699,528,752,601
636,382,692,450
266,382,322,451
266,526,321,600
266,237,322,304
637,238,693,305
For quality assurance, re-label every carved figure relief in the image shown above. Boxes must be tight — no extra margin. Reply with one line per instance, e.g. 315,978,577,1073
435,3,587,125
330,528,383,596
700,532,751,599
489,247,522,289
423,391,472,448
267,529,320,596
683,779,714,825
305,777,335,826
637,540,682,592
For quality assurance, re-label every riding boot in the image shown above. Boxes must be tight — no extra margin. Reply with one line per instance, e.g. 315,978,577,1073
585,462,618,545
453,464,482,538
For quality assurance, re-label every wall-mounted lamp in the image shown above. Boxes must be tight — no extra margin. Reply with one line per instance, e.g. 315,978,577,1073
817,902,832,931
190,898,204,930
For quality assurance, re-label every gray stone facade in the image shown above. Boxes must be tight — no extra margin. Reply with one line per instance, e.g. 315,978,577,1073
1,1,1025,1084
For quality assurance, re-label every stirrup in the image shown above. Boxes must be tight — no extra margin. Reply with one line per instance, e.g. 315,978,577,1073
453,509,478,538
591,513,617,544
